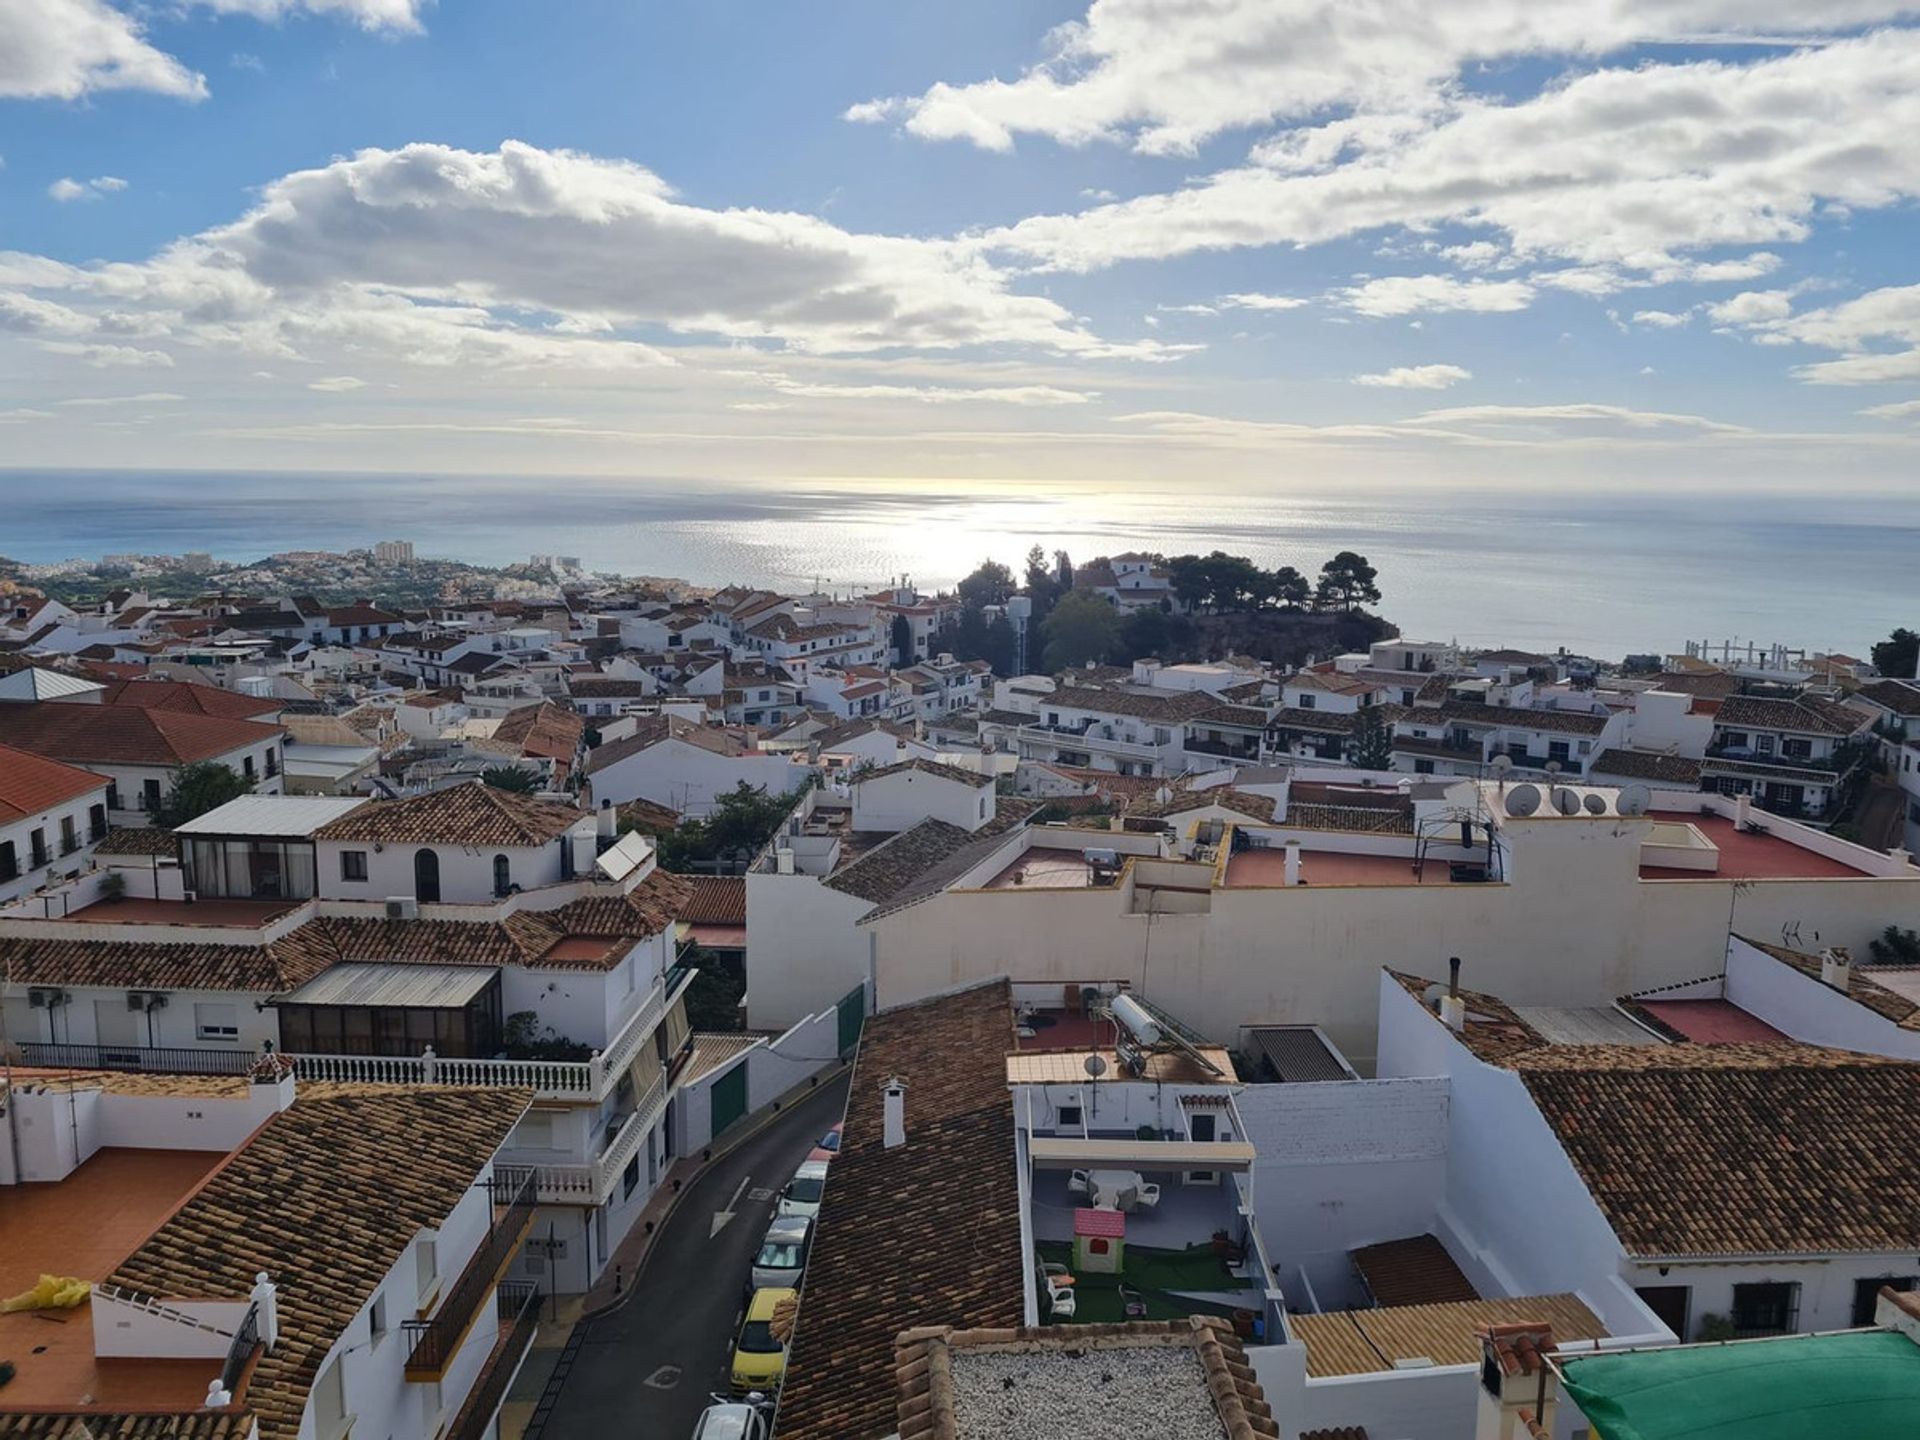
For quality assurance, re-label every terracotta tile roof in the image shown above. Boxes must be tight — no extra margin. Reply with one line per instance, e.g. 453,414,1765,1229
1854,680,1920,719
312,781,585,847
491,700,584,762
1190,702,1270,728
98,680,280,721
108,1085,528,1440
892,1318,1279,1439
1741,937,1920,1030
680,875,745,925
1045,687,1219,723
0,743,108,821
0,702,283,767
1299,1429,1370,1440
1268,705,1369,736
828,801,1041,913
1715,693,1869,737
567,676,657,698
1350,1234,1479,1308
855,758,994,791
1386,969,1547,1063
778,981,1023,1440
1515,1044,1920,1256
683,1031,759,1085
1285,671,1382,696
615,796,681,832
1591,748,1701,785
1126,787,1274,822
89,826,182,857
583,715,750,773
0,1417,252,1439
1651,670,1741,699
0,928,336,994
1291,1295,1604,1377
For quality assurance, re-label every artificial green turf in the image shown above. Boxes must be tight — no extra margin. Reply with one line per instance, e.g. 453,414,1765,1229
1035,1241,1244,1325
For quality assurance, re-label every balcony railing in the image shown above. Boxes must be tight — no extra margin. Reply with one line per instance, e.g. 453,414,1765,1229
525,1069,668,1204
443,1284,542,1440
18,1041,258,1076
290,970,679,1101
219,1300,261,1395
403,1169,538,1380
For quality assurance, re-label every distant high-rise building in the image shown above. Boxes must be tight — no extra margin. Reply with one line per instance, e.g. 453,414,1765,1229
180,551,213,570
373,540,415,564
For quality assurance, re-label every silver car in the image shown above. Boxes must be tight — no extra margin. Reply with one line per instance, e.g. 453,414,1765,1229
749,1214,812,1293
776,1159,829,1219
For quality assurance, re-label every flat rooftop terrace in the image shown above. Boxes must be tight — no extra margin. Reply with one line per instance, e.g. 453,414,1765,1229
1224,847,1459,888
60,896,304,928
984,850,1120,891
1634,998,1791,1045
1639,812,1870,881
0,1146,228,1409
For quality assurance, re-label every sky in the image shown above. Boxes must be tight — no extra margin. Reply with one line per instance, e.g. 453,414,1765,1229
4,0,1920,492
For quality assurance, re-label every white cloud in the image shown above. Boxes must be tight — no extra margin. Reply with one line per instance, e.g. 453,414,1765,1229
1706,290,1793,325
1410,402,1748,433
40,341,174,367
1440,240,1505,270
736,371,1096,405
851,1,1920,156
1338,275,1535,317
1218,292,1307,312
0,141,1174,377
1688,252,1782,283
49,175,128,202
308,375,369,392
56,391,186,406
1861,398,1920,419
0,0,423,103
1633,309,1692,328
1353,363,1471,389
981,33,1920,278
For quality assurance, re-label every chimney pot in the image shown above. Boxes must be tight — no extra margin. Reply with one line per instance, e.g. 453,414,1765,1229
882,1076,908,1149
1448,956,1462,999
1439,994,1467,1033
1820,946,1853,992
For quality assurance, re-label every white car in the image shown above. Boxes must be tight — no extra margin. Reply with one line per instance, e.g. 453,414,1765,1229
691,1400,770,1440
775,1159,829,1219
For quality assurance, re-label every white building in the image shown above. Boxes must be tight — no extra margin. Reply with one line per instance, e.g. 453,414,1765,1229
0,743,111,905
583,715,814,818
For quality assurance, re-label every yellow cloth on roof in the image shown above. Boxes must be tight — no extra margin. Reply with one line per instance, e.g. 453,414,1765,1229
0,1275,91,1312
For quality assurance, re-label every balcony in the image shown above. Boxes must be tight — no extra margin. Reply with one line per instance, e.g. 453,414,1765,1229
403,1170,538,1380
442,1284,541,1440
290,968,685,1102
523,1068,670,1204
18,1041,259,1076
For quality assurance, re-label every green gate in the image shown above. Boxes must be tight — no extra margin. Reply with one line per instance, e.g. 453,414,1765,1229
836,985,867,1058
708,1058,748,1138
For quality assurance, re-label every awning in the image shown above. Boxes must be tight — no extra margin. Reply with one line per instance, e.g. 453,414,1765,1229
1558,1330,1920,1440
280,962,498,1009
1026,1137,1254,1171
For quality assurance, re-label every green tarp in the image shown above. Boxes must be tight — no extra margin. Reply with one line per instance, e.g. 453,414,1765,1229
1561,1330,1920,1440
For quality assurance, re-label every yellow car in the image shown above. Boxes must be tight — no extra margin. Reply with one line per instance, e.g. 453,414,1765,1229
730,1286,797,1395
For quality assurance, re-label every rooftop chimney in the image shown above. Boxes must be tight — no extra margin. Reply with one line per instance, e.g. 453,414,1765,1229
1474,1322,1559,1440
1283,839,1302,886
597,797,617,841
882,1076,908,1150
1820,946,1853,993
1440,956,1466,1032
1734,793,1753,829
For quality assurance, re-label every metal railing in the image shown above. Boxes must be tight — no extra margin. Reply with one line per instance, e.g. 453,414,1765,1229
18,1041,258,1076
443,1284,542,1440
526,1069,668,1203
220,1300,261,1394
402,1170,538,1377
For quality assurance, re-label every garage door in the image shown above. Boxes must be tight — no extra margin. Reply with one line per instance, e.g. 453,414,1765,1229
709,1058,748,1137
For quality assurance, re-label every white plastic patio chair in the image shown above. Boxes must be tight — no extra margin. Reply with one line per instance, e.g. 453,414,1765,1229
1133,1183,1162,1212
1067,1169,1093,1200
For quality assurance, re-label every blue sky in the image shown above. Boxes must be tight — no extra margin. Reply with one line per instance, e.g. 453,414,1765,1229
4,1,1920,490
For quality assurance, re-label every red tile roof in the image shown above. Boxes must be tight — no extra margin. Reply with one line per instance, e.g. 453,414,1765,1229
0,743,109,821
98,679,280,720
0,702,282,767
1630,999,1791,1046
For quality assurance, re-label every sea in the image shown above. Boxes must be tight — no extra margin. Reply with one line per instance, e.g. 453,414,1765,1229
1,470,1913,663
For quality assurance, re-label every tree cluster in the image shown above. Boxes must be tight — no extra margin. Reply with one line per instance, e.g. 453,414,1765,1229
152,760,251,829
1872,628,1918,681
644,781,801,873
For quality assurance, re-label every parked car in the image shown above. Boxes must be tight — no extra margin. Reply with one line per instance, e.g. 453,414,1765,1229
690,1398,770,1440
730,1286,797,1394
776,1159,829,1219
749,1214,812,1293
807,1122,843,1164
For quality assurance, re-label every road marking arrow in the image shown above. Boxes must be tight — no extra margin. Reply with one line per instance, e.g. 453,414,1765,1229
711,1173,752,1237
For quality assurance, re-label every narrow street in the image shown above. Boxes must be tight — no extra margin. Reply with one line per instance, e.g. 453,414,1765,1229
531,1073,850,1440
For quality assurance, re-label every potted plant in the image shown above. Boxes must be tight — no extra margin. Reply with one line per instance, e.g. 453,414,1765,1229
99,871,127,904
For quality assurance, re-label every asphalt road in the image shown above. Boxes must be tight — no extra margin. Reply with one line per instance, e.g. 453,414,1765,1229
538,1072,850,1440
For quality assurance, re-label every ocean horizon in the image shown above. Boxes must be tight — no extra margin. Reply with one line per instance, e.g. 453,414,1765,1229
1,469,1913,663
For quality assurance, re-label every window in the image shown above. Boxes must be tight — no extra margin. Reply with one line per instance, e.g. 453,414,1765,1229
978,796,988,819
1756,735,1775,755
29,828,48,869
415,1238,438,1304
493,853,512,897
194,1002,240,1041
368,1291,388,1346
0,841,15,881
59,816,78,855
339,850,368,882
142,778,162,812
1298,693,1316,709
623,1153,641,1199
1783,737,1812,759
88,804,107,841
1854,1277,1918,1327
413,848,442,902
106,782,121,811
1057,1104,1082,1128
1635,1285,1690,1339
242,755,257,781
1731,1281,1799,1337
264,748,279,778
312,1353,347,1438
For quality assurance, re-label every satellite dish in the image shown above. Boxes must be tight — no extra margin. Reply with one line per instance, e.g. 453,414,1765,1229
1582,793,1607,815
1506,783,1542,817
1155,786,1173,804
1553,787,1581,816
1490,754,1513,775
1544,760,1563,777
1083,1054,1108,1080
1619,783,1652,817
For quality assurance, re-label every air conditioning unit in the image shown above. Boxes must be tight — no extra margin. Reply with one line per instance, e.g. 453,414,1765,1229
127,990,169,1012
385,896,419,920
28,987,70,1009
